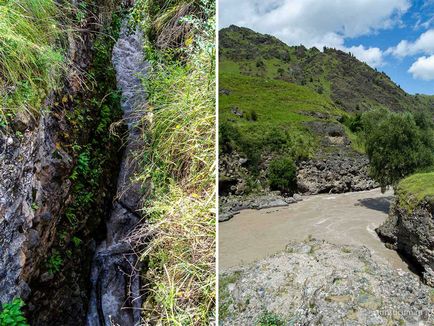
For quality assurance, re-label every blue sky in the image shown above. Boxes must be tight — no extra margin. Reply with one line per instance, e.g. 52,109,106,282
220,0,434,95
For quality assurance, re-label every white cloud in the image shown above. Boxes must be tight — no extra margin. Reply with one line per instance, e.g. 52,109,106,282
408,55,434,80
219,0,410,67
347,45,384,67
387,29,434,57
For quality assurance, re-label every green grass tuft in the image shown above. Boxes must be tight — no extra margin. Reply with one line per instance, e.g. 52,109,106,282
0,0,64,119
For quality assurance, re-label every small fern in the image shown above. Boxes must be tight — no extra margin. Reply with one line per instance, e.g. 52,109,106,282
0,298,28,326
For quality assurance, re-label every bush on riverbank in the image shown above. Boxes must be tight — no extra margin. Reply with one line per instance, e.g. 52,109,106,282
268,156,297,194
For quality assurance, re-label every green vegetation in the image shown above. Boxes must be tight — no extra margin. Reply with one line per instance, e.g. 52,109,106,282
129,0,215,324
46,250,63,275
219,73,330,191
220,26,434,114
268,156,297,193
0,0,64,118
257,311,285,326
218,272,241,320
395,172,434,210
32,4,124,292
219,26,434,195
362,108,434,191
0,298,28,326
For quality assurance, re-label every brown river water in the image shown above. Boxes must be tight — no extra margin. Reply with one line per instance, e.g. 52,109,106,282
219,188,410,271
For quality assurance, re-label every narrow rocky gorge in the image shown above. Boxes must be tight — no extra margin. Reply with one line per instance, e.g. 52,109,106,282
86,23,149,325
0,3,150,324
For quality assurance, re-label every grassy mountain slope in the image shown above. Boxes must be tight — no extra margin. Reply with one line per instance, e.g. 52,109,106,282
219,25,434,194
220,25,434,114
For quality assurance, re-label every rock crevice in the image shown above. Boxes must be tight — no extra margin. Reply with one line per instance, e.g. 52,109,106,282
86,24,149,326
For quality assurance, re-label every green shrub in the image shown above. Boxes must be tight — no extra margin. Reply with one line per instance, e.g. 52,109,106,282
0,298,28,326
257,311,284,326
268,156,297,194
219,121,240,153
341,113,363,132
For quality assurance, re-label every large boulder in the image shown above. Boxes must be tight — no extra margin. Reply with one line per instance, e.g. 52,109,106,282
220,239,434,325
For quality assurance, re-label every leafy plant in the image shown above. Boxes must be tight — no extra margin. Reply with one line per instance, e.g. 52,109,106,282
0,298,28,326
268,156,297,194
257,311,285,326
71,236,82,247
46,250,63,274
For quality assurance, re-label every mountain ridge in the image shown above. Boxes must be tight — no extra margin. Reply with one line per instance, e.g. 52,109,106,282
220,25,434,114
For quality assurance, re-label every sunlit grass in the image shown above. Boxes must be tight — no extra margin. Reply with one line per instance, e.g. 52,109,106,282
0,0,64,119
396,172,434,210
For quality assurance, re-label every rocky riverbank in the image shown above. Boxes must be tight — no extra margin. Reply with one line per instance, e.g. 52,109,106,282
219,192,303,222
376,183,434,287
220,239,434,325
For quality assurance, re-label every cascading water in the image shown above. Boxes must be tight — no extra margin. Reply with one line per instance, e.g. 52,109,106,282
86,23,149,326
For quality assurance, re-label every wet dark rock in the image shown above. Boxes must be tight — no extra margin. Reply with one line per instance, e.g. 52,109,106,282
86,24,149,326
0,113,75,305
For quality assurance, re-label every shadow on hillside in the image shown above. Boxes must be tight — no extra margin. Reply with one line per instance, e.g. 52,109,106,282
355,196,393,213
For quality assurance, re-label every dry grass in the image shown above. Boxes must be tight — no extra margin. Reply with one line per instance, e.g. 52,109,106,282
128,0,216,323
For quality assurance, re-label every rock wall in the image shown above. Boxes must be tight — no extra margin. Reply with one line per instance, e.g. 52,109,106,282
376,198,434,286
0,111,74,304
219,121,377,197
297,150,377,194
0,10,98,306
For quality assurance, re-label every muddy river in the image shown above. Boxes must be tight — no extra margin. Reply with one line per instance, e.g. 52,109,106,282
219,188,410,271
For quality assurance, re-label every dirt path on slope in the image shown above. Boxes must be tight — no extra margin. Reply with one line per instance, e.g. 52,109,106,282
219,188,410,271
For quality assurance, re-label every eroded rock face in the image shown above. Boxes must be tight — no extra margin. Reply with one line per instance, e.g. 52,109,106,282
220,239,434,325
377,199,434,286
297,150,377,194
297,121,377,195
0,113,74,304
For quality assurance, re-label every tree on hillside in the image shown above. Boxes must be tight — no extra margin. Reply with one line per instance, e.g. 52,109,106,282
362,109,434,192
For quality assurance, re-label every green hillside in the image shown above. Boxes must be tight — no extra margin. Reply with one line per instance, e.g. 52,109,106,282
219,25,434,195
220,25,434,114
